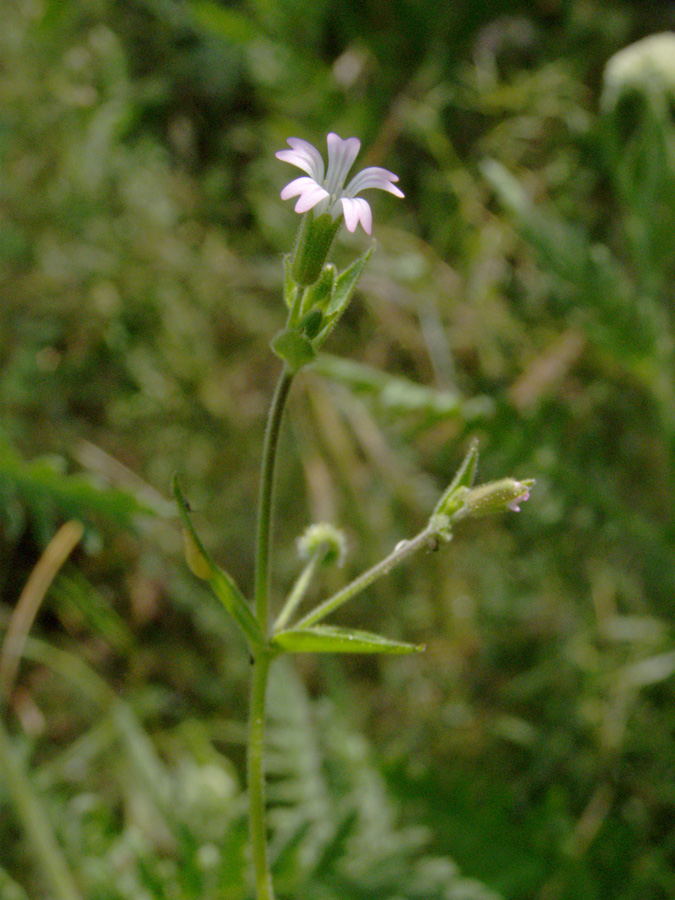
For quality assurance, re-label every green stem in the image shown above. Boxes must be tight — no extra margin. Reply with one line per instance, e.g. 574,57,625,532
295,524,440,629
247,651,275,900
249,361,296,900
273,551,322,633
254,366,295,633
0,716,83,900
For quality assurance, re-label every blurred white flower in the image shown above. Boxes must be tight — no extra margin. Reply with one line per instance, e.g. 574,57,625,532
276,132,403,234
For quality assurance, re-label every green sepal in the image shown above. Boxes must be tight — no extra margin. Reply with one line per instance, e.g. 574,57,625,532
299,308,324,339
291,213,342,286
300,264,336,319
272,624,423,655
172,476,266,649
433,438,479,518
462,477,535,518
282,255,297,310
270,328,317,372
314,246,373,347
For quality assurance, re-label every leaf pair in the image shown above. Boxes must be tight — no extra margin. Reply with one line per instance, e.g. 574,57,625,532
174,477,421,656
273,248,373,372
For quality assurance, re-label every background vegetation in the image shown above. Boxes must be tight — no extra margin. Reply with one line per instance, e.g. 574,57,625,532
2,0,675,898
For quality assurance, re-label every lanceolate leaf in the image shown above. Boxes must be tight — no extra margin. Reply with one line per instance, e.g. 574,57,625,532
172,476,265,649
272,624,423,655
432,438,479,518
314,246,373,346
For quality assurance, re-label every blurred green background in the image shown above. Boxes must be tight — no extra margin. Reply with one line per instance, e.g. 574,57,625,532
2,0,675,898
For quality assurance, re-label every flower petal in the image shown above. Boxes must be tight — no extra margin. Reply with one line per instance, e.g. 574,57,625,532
340,197,372,234
345,166,404,198
294,186,330,213
507,488,530,512
276,137,325,182
325,133,361,197
280,176,330,213
277,132,403,233
280,176,316,199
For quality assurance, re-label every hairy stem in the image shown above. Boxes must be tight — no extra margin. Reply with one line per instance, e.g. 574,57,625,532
254,366,294,632
247,651,275,900
295,524,440,629
249,364,295,899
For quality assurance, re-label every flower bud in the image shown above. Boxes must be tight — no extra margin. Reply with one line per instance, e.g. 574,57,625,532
461,478,535,518
297,522,347,566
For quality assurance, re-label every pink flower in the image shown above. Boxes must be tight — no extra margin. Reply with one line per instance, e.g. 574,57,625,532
276,133,403,234
507,484,532,512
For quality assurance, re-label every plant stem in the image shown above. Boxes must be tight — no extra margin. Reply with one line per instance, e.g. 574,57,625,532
254,365,294,632
273,551,322,632
294,524,440,629
249,363,295,899
247,651,275,900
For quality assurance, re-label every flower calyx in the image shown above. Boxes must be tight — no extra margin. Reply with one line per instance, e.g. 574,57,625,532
277,132,403,285
431,439,534,527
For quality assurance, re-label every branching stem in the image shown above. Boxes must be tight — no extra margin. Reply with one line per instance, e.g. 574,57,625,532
295,524,441,628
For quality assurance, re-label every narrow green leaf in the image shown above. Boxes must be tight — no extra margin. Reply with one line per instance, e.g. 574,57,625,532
314,246,373,346
282,255,296,310
300,263,336,317
328,247,373,316
310,354,468,422
272,624,423,655
172,476,265,649
271,328,317,372
433,438,479,517
299,308,323,339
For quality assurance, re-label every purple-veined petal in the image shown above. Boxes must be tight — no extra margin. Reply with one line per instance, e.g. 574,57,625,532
345,166,404,198
276,138,325,182
325,133,361,197
341,197,372,234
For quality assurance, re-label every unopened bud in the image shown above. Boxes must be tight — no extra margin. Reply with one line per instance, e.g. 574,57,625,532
462,478,535,518
297,522,347,566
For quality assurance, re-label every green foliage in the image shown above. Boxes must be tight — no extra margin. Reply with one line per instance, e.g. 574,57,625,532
2,645,496,900
0,441,154,544
265,661,502,900
272,625,422,656
310,354,473,427
271,329,317,373
174,476,266,649
3,0,675,898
